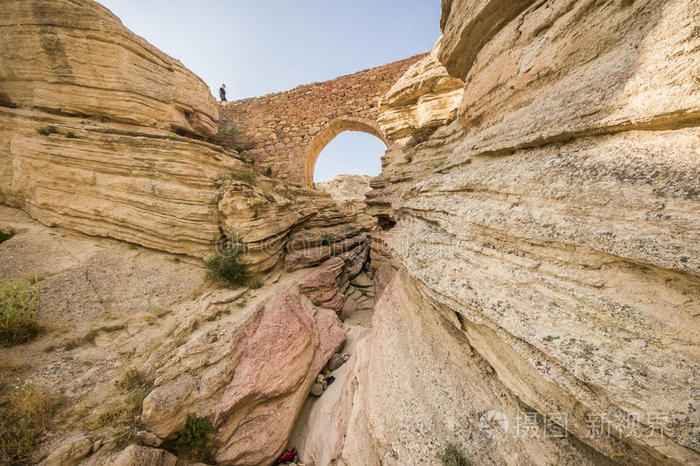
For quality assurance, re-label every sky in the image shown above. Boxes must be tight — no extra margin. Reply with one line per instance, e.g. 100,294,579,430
96,0,442,182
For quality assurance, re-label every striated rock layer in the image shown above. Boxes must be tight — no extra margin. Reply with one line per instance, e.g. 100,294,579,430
0,0,370,276
0,108,241,259
378,39,464,140
0,0,219,136
315,0,700,465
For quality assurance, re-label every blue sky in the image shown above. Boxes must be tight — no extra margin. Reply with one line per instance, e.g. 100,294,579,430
96,0,442,181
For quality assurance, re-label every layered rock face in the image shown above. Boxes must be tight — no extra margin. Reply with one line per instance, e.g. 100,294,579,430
316,175,372,204
0,0,232,258
0,0,218,136
377,39,464,140
0,0,369,275
322,0,700,465
0,108,242,258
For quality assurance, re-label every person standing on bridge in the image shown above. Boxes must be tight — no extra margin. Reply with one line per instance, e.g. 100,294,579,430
219,84,227,102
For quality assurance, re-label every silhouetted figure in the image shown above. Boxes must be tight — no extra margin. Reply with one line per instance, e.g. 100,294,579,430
219,84,227,102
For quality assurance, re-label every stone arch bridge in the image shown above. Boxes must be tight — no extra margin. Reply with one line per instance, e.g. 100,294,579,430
219,54,423,188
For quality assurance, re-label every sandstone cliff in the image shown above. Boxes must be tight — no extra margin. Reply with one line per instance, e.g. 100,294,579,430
0,0,369,276
308,1,699,465
1,0,698,465
0,0,219,136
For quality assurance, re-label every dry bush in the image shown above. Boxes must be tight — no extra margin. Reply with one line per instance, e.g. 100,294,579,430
0,279,41,347
437,443,471,466
0,383,55,462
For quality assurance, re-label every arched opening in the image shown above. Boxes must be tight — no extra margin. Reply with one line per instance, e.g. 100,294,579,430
304,117,388,189
314,132,385,181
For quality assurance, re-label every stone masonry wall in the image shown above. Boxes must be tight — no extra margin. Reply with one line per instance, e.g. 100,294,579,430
220,54,424,188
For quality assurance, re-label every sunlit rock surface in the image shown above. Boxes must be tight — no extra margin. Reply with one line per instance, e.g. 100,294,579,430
327,0,700,464
0,0,219,136
378,39,464,140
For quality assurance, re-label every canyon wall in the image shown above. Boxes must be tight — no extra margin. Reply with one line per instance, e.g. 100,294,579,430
0,0,370,278
304,1,700,465
1,0,698,465
0,0,230,258
0,0,219,136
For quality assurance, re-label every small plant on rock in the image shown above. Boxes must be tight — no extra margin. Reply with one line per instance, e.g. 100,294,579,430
230,170,256,185
209,118,240,150
0,279,41,347
249,279,264,290
437,443,471,466
36,125,58,136
65,131,77,138
0,382,55,461
94,368,152,430
146,296,167,318
214,170,257,187
0,229,15,244
205,239,247,288
171,414,215,462
321,234,334,247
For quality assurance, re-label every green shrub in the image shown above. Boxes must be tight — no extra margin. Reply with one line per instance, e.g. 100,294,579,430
0,279,41,347
229,170,256,185
0,383,54,462
249,279,263,290
265,167,272,176
171,414,214,461
214,170,257,188
36,125,58,136
405,154,413,163
437,443,471,466
205,242,247,288
0,229,15,244
65,131,77,138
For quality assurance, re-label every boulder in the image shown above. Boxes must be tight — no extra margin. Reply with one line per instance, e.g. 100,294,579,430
112,445,179,466
135,431,163,448
310,383,324,397
326,353,345,372
40,435,92,466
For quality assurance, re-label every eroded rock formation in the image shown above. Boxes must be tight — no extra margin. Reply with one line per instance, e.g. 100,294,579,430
308,0,700,465
1,0,698,465
141,259,348,465
377,39,464,140
0,0,369,276
0,0,219,136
